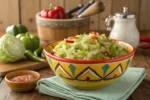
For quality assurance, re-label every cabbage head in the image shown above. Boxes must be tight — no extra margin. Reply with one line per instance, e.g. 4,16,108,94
0,34,25,63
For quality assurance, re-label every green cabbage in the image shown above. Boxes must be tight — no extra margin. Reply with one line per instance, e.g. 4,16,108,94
53,33,128,60
0,34,25,63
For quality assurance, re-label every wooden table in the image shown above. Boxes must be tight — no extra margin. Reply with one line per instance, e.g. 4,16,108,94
0,32,150,100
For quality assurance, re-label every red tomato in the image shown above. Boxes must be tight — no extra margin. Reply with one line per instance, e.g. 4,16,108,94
48,10,58,19
66,39,74,43
40,5,66,19
51,51,55,55
105,51,110,56
40,9,49,18
92,36,98,40
55,6,64,10
54,6,66,19
90,31,97,35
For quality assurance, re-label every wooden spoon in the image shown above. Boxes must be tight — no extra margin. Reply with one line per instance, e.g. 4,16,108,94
77,0,105,18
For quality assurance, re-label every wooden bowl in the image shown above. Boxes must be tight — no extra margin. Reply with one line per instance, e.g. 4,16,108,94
36,13,90,42
5,70,40,92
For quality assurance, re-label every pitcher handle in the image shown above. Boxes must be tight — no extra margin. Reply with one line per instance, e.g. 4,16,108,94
105,15,114,31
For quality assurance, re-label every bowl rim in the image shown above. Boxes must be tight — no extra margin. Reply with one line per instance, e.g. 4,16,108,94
5,70,40,84
44,40,136,64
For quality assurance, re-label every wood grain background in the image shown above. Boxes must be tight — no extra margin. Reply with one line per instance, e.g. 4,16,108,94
0,0,149,31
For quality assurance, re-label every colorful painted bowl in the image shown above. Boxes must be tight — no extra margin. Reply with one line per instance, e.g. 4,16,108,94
44,40,135,90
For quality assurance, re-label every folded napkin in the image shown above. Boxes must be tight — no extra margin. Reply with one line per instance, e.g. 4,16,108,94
37,67,146,100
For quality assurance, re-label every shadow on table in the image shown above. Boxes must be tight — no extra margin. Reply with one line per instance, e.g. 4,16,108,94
131,79,150,100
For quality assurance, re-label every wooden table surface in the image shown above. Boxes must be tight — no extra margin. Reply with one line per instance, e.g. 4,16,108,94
0,31,150,100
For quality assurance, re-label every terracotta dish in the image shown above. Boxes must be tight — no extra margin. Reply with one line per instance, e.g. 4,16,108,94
5,70,40,92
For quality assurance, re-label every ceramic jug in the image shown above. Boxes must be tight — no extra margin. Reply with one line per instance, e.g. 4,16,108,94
105,7,140,48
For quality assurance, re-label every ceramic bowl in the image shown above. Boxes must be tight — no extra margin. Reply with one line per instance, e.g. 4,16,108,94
44,41,135,90
5,70,40,92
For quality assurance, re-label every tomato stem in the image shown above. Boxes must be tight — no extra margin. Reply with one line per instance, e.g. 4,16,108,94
49,4,54,10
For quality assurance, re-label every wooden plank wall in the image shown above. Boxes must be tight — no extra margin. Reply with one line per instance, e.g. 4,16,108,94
0,0,19,31
0,0,149,31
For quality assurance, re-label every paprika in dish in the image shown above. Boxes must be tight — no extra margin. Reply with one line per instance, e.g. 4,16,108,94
10,75,36,83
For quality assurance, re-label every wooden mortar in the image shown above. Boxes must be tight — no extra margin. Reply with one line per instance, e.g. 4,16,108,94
36,13,90,42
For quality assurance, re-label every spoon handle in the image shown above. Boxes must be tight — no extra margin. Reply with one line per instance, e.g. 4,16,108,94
78,1,105,18
74,0,95,17
66,4,84,18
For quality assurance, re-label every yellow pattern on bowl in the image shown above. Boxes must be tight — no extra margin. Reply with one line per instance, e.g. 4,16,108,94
44,41,135,90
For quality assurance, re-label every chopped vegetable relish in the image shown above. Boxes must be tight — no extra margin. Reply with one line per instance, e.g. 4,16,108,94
52,32,128,60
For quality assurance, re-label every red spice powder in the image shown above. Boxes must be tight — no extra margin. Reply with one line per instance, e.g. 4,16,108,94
10,74,36,83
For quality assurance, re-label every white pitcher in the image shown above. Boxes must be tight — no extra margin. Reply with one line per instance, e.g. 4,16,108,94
105,7,140,48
